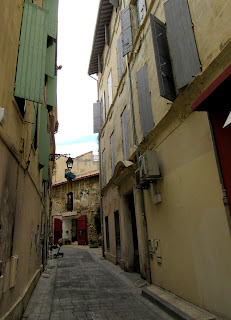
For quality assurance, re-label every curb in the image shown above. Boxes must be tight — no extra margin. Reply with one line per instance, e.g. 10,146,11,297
142,286,219,320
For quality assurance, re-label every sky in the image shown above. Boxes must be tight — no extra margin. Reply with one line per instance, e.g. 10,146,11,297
55,0,100,158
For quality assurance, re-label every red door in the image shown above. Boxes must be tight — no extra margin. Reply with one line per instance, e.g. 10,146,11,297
54,218,62,244
210,109,231,210
77,215,88,245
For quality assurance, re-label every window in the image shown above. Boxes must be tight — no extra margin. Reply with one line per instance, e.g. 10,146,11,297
102,92,106,124
66,192,73,211
107,71,112,108
121,107,130,160
102,149,107,186
31,103,39,150
105,216,110,251
110,132,115,173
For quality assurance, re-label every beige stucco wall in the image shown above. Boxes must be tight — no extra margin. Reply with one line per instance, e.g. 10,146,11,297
96,0,231,318
0,0,56,318
52,174,100,243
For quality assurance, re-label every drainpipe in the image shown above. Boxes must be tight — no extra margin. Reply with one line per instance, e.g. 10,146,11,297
207,113,231,234
121,0,151,283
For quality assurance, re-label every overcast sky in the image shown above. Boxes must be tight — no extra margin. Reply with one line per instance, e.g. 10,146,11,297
55,0,100,158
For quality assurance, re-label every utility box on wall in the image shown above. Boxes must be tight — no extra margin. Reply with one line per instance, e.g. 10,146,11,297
139,150,161,182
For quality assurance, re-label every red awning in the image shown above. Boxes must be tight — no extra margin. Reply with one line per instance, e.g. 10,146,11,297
192,64,231,111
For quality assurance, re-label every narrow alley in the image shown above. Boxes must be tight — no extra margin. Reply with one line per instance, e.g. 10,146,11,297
22,246,175,320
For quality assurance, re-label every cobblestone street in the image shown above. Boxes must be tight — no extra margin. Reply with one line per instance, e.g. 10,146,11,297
22,246,175,320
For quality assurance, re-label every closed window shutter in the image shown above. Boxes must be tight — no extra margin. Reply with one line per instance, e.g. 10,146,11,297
110,132,115,173
107,71,113,107
102,149,107,186
150,14,176,102
98,54,102,73
93,102,101,133
102,92,106,124
105,25,109,46
43,0,58,39
164,0,201,89
109,0,119,8
121,5,133,56
136,65,154,137
137,0,147,26
46,38,56,78
47,76,57,107
31,103,39,149
14,1,47,104
121,107,130,160
117,35,123,81
39,105,50,178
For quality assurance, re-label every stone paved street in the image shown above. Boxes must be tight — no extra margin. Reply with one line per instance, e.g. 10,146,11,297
22,246,176,320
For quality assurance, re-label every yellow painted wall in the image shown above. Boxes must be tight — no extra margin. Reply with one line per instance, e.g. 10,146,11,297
96,0,231,318
0,0,56,318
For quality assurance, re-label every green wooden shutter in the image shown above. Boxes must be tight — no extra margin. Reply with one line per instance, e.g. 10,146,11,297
14,1,48,104
46,38,56,78
39,106,50,174
43,0,59,39
47,76,57,107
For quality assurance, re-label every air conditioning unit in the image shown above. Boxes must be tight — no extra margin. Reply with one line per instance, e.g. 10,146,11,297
139,150,161,183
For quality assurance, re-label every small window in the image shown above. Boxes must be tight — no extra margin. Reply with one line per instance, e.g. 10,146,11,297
107,71,112,108
105,216,110,251
66,192,73,211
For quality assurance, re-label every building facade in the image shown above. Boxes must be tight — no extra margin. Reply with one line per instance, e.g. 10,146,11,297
0,0,58,319
51,153,100,246
89,0,231,318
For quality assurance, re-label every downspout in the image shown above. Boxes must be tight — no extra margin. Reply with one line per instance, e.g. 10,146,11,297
207,113,231,234
121,0,151,283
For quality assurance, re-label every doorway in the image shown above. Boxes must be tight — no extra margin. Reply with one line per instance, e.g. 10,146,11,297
127,193,140,273
114,210,121,265
72,219,77,242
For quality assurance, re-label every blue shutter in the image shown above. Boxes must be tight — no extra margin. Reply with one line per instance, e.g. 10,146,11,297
150,14,176,101
110,132,115,173
93,102,101,133
43,0,58,39
164,0,201,89
117,35,123,81
121,5,133,56
121,107,130,160
136,65,154,137
14,1,48,103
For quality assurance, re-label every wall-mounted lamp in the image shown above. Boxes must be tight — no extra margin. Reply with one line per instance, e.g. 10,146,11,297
66,157,73,172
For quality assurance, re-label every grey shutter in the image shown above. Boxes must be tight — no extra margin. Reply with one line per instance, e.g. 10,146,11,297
109,0,119,8
93,102,101,133
102,92,106,124
150,14,176,101
102,149,107,186
121,107,130,160
98,54,102,73
117,35,123,81
105,25,109,45
121,5,133,56
137,0,147,26
47,76,57,107
136,65,154,137
110,132,115,173
164,0,201,89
